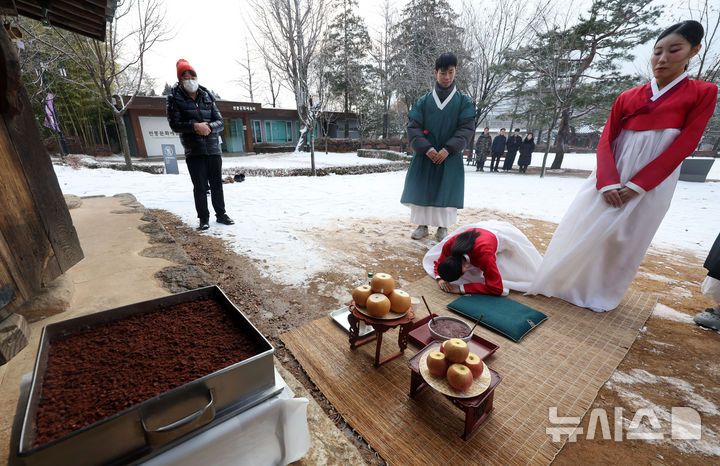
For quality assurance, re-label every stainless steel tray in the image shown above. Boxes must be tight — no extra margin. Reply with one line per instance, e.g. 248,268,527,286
16,286,281,466
330,306,374,337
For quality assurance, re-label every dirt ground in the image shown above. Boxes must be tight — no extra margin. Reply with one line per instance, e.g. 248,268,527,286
150,203,720,465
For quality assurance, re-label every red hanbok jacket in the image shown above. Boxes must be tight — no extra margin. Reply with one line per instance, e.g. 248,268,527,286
433,228,503,295
596,78,718,193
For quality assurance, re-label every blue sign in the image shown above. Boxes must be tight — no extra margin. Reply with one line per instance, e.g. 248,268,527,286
161,144,179,174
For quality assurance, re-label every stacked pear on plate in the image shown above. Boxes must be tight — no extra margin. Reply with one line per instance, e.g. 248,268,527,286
351,273,412,318
426,338,484,391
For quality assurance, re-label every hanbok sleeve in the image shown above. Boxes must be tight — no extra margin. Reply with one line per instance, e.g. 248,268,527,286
408,118,433,155
461,254,503,295
443,117,475,155
407,95,433,155
442,95,475,154
595,93,626,192
627,83,718,193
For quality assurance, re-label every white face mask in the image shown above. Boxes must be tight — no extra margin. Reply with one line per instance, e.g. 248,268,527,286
182,79,199,93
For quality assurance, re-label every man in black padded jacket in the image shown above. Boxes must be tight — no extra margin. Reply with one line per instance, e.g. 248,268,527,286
166,59,234,230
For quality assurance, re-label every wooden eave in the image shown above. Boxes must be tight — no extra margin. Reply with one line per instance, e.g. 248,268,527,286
8,0,117,41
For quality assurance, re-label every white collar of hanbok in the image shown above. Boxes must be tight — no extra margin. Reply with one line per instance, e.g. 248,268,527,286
432,86,457,110
463,254,471,263
650,72,688,101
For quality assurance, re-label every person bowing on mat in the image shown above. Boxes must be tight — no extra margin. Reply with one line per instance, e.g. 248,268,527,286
423,221,542,296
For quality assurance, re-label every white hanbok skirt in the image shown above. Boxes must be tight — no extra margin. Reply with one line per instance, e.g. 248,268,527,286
407,204,457,227
422,221,543,295
527,128,682,311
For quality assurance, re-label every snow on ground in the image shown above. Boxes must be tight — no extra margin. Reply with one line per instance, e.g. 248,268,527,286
54,151,719,287
606,369,720,457
221,151,398,169
530,152,720,180
651,303,695,324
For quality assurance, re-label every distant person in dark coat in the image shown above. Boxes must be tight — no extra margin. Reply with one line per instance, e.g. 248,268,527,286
167,59,234,231
474,127,492,171
490,128,506,172
694,233,720,330
503,128,522,171
517,133,535,173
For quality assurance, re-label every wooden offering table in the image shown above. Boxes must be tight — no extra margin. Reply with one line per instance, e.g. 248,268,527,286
347,303,415,367
408,343,502,441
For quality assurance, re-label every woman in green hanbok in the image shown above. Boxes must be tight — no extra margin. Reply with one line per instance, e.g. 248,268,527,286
400,53,476,242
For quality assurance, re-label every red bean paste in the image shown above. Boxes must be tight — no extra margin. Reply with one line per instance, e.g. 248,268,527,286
430,319,470,339
33,298,264,446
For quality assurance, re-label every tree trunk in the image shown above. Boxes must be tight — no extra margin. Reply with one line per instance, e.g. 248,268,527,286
309,125,316,176
114,110,133,169
550,108,570,169
540,109,559,178
467,118,479,164
344,92,350,138
295,126,306,153
324,121,329,153
382,111,388,139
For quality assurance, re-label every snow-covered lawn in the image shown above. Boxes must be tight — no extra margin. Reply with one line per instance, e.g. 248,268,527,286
530,151,720,180
54,151,719,287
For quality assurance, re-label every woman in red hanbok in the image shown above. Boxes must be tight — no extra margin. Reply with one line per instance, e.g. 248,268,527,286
423,221,542,295
528,20,718,312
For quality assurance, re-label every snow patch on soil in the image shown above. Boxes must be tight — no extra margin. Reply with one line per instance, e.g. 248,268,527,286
651,303,695,324
636,272,678,284
646,339,674,347
608,372,720,457
610,369,719,416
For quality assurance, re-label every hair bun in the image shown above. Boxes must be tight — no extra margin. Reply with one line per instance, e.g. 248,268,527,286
656,20,704,47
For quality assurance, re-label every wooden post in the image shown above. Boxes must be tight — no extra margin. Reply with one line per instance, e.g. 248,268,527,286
243,115,253,153
0,25,83,340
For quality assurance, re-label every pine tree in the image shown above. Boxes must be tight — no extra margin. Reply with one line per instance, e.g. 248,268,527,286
515,0,662,171
324,0,370,137
391,0,466,110
161,82,172,96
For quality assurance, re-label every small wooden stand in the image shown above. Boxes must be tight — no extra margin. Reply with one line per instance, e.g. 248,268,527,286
347,303,415,367
408,344,502,441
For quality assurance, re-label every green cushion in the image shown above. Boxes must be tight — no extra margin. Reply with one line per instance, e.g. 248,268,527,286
447,294,547,342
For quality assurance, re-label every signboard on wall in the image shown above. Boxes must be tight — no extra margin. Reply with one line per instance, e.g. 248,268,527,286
138,116,183,156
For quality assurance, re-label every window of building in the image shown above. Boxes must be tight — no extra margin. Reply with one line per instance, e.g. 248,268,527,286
251,120,262,143
264,120,294,143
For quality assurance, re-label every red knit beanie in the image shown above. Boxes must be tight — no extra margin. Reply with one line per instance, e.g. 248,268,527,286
176,59,196,81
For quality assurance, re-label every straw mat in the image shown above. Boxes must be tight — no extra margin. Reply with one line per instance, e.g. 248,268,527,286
281,276,656,465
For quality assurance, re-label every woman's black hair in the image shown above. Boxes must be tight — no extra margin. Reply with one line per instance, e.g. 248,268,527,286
524,132,533,141
656,20,704,47
437,230,481,282
435,53,458,71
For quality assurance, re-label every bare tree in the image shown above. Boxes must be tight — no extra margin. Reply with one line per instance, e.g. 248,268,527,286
236,37,256,101
250,0,328,175
19,0,170,168
459,0,545,133
685,0,720,150
686,0,720,83
263,56,283,108
368,0,396,138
